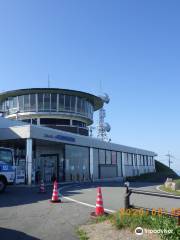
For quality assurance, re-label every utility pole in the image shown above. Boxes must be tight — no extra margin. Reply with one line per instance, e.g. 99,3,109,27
165,152,174,168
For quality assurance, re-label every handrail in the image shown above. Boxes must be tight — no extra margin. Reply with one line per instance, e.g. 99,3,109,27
129,188,180,199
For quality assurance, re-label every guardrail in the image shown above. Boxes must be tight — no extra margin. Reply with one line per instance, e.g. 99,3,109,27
124,185,180,225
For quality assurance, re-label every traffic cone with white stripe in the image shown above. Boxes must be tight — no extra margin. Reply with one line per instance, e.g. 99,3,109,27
91,187,106,217
50,180,61,203
95,187,104,216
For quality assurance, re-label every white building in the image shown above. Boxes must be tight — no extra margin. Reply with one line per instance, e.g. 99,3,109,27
0,88,156,184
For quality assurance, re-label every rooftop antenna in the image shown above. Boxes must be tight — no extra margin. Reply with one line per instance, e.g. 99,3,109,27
97,93,111,141
48,74,50,88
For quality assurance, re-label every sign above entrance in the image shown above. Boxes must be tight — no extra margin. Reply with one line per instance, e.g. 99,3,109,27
44,134,76,143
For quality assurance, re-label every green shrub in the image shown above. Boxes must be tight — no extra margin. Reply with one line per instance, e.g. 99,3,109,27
113,210,179,240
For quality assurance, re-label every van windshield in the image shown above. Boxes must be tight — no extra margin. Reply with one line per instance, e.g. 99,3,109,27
0,149,13,165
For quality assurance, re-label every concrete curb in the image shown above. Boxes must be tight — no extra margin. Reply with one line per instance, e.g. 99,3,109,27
156,185,180,198
9,181,76,188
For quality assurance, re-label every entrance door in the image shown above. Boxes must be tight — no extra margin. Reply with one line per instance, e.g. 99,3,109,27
40,154,59,183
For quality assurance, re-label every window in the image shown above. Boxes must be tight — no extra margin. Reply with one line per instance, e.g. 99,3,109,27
124,153,128,165
99,149,105,164
65,95,70,111
40,118,70,125
30,94,36,111
65,145,89,181
70,96,76,112
128,153,133,165
112,151,117,164
44,93,50,111
59,94,64,111
137,155,141,165
51,94,57,111
143,156,145,166
19,96,24,111
77,97,82,113
81,99,85,113
24,95,30,111
38,94,43,111
0,149,13,165
106,150,111,164
13,97,17,109
140,155,143,165
134,154,137,166
72,120,86,127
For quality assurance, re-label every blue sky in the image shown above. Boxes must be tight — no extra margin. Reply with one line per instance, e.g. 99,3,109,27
0,0,180,173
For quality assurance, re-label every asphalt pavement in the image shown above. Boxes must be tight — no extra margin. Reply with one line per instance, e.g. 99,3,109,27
0,182,179,240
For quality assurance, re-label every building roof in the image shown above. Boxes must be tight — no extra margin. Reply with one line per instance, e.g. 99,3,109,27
0,88,104,111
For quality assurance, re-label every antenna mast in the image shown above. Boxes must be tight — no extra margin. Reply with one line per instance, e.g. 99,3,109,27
97,93,111,141
48,74,50,88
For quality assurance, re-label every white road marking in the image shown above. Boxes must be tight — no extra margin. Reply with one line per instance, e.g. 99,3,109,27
63,196,115,213
156,185,180,197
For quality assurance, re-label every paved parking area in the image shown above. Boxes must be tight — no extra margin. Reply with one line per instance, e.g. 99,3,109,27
0,182,179,240
0,185,91,240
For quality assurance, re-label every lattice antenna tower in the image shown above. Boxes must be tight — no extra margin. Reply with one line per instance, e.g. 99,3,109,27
97,93,111,141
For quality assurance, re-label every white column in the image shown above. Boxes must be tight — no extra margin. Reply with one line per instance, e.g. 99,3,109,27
26,138,33,185
90,148,94,180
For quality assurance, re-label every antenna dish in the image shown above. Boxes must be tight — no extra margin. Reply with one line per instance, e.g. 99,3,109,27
104,122,111,132
99,93,110,104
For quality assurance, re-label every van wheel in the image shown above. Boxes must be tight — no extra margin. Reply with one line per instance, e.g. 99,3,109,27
0,178,6,193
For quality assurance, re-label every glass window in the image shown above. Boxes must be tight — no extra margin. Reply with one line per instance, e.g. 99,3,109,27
65,95,70,111
8,97,13,109
128,153,133,165
38,94,43,111
0,149,13,165
77,97,82,113
134,154,137,166
137,155,141,165
81,99,85,113
112,151,117,164
13,97,17,109
19,96,24,111
143,156,146,166
24,95,30,111
65,145,89,181
106,150,111,164
51,94,57,111
30,94,36,111
70,96,76,112
44,93,50,111
59,94,64,111
124,153,128,165
99,149,105,164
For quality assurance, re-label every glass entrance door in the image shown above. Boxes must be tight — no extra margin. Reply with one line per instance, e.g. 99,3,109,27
40,154,59,183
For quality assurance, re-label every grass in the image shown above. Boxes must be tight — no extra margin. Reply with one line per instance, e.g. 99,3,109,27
76,228,89,240
159,185,180,196
91,210,180,240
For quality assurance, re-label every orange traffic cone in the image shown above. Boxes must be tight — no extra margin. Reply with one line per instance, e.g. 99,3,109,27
39,180,46,193
95,187,104,216
50,180,61,203
91,187,105,217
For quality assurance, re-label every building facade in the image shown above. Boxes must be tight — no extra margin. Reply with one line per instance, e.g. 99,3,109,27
0,88,103,136
0,88,156,185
